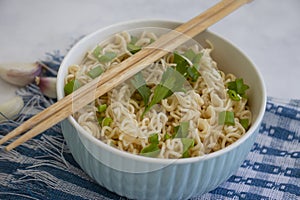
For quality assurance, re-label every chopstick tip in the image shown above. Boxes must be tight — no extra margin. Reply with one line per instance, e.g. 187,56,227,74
5,145,14,151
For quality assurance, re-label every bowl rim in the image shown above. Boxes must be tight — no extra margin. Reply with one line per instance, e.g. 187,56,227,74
57,19,267,165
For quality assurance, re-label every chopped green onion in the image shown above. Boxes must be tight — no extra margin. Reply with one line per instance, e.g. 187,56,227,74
127,43,141,54
149,38,155,44
98,104,107,113
131,72,151,105
174,121,189,138
218,111,235,126
140,143,160,157
240,118,250,130
173,50,201,80
183,49,196,61
181,138,194,158
192,52,203,65
187,66,200,81
173,52,189,76
182,151,190,158
102,117,112,127
183,49,202,65
97,116,104,125
227,89,241,101
64,79,82,95
140,133,160,157
227,78,249,99
164,133,172,140
98,52,117,63
142,67,186,116
130,36,138,44
236,79,248,95
173,126,179,136
88,66,103,79
127,36,142,54
148,133,159,144
92,46,102,58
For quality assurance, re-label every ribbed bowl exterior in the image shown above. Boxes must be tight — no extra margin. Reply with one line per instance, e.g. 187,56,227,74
61,119,259,200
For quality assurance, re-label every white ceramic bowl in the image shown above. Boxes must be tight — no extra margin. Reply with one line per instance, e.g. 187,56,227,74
57,20,266,200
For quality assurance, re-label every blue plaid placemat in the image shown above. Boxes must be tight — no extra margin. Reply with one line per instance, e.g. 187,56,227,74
0,52,299,200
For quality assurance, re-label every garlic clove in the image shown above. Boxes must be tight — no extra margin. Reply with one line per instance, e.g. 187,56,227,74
0,96,24,122
35,76,57,98
0,62,42,86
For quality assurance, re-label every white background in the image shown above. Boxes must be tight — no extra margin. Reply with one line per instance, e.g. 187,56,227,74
0,0,300,104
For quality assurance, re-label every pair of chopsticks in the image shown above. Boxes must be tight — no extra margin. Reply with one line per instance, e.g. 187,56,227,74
0,0,253,151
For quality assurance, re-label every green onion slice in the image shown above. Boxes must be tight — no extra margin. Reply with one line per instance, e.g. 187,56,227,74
140,133,161,157
131,72,151,106
173,50,201,80
164,133,172,140
227,78,249,99
88,66,103,79
218,111,235,126
97,116,104,125
127,36,141,54
98,52,117,63
98,104,107,113
148,133,159,144
130,36,138,44
127,43,141,54
142,67,186,116
240,118,250,130
227,89,241,101
64,79,82,95
187,66,200,81
92,46,102,58
149,38,155,44
102,117,112,127
174,121,190,138
140,143,160,157
183,49,196,61
181,138,194,158
173,52,189,76
192,53,203,65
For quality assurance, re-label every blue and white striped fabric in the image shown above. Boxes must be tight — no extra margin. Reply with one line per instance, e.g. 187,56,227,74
0,52,299,200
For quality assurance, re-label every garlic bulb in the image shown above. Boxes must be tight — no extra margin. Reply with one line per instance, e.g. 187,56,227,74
0,96,24,121
0,62,42,86
35,76,57,98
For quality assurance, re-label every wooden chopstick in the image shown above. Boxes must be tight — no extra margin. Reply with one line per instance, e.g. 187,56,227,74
0,0,252,151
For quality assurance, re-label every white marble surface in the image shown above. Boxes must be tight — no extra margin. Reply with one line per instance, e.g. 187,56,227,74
0,0,300,104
